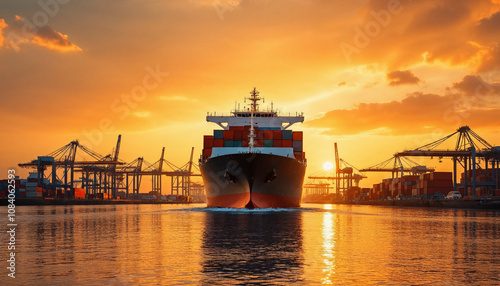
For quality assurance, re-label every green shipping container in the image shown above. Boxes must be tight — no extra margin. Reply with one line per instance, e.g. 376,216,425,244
225,141,234,147
264,139,274,147
233,141,242,147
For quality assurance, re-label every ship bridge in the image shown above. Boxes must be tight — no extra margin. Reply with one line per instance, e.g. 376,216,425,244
206,88,304,130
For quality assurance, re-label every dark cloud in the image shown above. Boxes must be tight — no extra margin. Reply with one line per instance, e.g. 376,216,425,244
476,11,500,40
387,70,420,86
0,15,81,52
452,75,500,96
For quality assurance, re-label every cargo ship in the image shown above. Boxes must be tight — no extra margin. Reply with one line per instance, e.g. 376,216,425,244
199,88,306,208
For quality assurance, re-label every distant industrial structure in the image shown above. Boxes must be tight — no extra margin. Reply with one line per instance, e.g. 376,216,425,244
304,126,500,202
14,135,202,201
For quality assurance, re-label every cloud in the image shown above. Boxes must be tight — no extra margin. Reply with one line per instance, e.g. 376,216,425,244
307,76,500,135
387,70,421,86
0,15,81,52
344,0,500,72
452,75,500,96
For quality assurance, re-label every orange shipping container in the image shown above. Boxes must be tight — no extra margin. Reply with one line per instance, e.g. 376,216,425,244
264,130,273,140
282,140,293,147
273,140,282,147
292,131,303,141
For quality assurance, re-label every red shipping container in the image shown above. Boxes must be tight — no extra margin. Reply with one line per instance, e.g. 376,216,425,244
256,131,265,140
264,130,273,140
234,131,243,141
255,140,264,147
204,149,212,158
273,140,282,147
230,126,245,131
214,139,224,147
204,136,214,148
242,130,250,139
223,130,234,140
242,140,249,147
424,180,453,188
273,130,282,139
292,131,303,141
430,172,452,181
282,140,293,147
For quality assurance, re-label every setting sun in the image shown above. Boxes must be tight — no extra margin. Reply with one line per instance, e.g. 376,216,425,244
323,162,334,171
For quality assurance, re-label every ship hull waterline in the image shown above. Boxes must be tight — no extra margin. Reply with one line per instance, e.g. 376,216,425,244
200,153,306,209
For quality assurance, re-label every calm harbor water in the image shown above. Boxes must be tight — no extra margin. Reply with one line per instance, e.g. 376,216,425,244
1,204,499,285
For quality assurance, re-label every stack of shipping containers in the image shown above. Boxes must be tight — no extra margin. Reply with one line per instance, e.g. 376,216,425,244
202,126,304,160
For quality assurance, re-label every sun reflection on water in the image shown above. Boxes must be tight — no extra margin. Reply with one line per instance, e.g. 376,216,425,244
321,211,336,284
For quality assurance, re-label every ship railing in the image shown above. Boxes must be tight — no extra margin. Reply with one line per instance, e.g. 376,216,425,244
207,111,304,117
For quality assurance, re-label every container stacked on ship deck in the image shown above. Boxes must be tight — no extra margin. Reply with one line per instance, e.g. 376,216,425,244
202,127,305,161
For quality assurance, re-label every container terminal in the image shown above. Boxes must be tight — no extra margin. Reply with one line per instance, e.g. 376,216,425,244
2,126,500,209
1,135,205,205
303,126,500,209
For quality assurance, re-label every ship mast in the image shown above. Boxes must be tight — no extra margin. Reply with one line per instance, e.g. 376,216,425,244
246,88,262,153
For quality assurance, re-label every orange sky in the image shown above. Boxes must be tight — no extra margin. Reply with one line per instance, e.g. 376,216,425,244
1,0,500,189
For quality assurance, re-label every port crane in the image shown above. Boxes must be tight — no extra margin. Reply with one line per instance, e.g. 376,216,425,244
308,142,366,199
19,135,202,199
360,156,434,178
18,136,124,198
395,126,500,196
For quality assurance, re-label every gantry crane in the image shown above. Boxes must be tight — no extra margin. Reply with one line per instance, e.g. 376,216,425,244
395,126,500,196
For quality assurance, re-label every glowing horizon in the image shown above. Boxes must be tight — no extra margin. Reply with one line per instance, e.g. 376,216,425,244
1,0,500,190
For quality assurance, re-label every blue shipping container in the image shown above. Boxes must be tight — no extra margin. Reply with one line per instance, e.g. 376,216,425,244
259,127,281,130
282,130,293,140
214,130,224,139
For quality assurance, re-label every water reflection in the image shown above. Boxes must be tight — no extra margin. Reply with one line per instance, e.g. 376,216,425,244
321,211,336,284
201,209,304,285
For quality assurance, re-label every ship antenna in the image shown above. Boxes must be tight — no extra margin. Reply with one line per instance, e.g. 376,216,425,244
249,106,255,153
247,88,261,153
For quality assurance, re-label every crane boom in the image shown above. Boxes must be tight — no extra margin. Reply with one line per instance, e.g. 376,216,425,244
113,135,121,161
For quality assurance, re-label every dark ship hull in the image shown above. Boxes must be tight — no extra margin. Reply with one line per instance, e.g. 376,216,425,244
200,153,306,208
